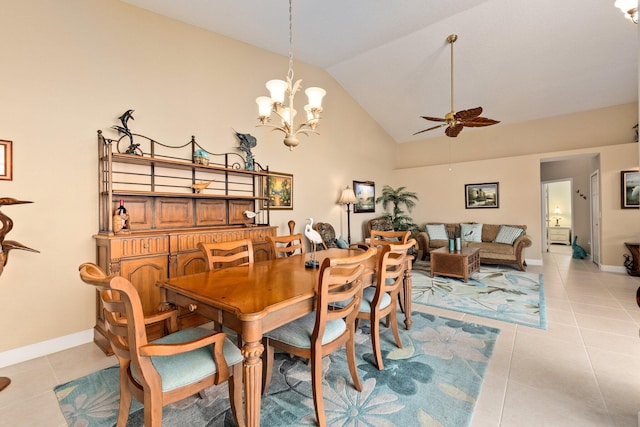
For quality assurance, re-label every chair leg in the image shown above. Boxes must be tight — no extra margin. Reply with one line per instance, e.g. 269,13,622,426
389,305,403,350
144,388,163,427
261,338,274,395
310,348,327,427
346,330,363,391
116,365,132,427
370,312,384,371
229,363,245,427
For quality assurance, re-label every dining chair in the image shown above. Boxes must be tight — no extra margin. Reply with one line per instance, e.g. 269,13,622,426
261,247,376,426
78,262,244,427
198,239,254,271
267,233,305,258
358,239,415,370
369,229,411,247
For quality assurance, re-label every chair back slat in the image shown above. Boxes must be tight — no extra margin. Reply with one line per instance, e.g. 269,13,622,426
198,239,254,270
267,234,305,258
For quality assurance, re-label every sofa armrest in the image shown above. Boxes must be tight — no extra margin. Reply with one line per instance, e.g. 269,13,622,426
416,231,429,261
513,234,532,249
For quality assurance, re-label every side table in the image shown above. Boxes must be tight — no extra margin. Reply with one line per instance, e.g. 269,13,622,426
430,246,480,282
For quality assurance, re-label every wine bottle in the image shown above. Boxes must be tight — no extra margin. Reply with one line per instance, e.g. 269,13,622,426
117,199,128,229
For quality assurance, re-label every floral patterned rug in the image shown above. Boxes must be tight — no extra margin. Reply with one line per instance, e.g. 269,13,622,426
55,312,499,427
412,261,547,329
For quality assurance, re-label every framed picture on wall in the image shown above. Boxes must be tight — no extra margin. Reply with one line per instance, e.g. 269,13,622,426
465,182,499,209
262,171,293,210
353,180,375,213
0,140,12,181
621,170,639,209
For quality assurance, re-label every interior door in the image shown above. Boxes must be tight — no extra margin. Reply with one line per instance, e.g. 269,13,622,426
590,171,600,265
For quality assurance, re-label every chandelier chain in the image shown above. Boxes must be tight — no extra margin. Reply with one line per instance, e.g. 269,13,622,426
287,0,294,83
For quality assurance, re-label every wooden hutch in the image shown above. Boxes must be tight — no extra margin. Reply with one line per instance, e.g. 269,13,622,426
93,117,276,354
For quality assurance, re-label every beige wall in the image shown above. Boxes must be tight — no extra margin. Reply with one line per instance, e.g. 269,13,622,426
0,0,395,353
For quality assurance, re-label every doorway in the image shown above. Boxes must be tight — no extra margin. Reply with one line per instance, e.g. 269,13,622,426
542,180,573,253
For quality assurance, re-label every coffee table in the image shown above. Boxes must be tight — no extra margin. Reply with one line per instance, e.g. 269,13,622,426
430,246,480,282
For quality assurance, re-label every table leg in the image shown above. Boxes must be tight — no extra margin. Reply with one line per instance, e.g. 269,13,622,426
241,339,264,427
403,262,413,330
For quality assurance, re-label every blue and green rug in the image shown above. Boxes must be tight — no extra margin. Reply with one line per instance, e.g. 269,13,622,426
55,312,499,427
412,261,547,329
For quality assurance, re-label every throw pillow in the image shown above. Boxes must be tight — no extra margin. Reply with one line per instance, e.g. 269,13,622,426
494,225,524,245
426,224,448,240
461,223,483,242
336,237,349,249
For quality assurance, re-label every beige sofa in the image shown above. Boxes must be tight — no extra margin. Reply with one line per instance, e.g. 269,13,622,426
416,222,532,271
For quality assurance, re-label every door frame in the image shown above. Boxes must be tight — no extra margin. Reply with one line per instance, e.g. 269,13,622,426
590,170,601,265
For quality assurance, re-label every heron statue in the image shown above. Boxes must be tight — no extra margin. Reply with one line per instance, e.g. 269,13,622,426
0,197,39,393
304,218,322,268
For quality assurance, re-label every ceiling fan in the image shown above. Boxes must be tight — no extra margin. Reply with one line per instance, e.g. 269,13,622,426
414,34,499,138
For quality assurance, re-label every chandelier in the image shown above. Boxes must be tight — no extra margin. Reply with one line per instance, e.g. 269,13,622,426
256,0,326,150
615,0,638,23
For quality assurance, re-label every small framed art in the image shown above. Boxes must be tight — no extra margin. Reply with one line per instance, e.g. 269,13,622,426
621,170,639,209
353,180,375,213
0,140,12,181
262,171,293,210
465,182,499,209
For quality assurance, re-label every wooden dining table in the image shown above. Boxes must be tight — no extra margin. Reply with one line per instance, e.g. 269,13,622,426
156,247,413,427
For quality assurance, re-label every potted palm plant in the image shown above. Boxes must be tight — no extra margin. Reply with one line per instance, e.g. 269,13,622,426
375,185,419,234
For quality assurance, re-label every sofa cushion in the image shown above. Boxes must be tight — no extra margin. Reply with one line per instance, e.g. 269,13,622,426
426,224,448,240
494,225,524,245
461,223,482,242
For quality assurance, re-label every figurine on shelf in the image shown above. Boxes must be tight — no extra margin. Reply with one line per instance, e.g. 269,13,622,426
191,181,212,194
235,131,257,171
113,109,141,156
113,199,130,234
193,148,210,165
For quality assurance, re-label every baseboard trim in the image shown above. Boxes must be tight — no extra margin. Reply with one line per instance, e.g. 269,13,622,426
600,264,627,274
0,329,94,368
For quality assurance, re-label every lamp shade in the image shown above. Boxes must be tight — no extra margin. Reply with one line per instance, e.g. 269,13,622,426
338,186,358,205
553,207,561,214
266,79,288,104
615,0,638,21
305,87,326,109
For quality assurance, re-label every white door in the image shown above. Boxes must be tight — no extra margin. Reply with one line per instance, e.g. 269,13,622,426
590,171,600,265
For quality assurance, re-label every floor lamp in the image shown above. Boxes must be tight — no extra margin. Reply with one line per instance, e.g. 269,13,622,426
338,186,358,244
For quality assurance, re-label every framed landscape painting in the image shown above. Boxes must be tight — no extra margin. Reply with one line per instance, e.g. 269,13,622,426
262,171,293,210
465,182,499,209
621,170,639,209
353,180,375,213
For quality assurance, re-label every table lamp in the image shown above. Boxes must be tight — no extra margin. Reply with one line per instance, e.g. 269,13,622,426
553,207,561,226
338,186,358,244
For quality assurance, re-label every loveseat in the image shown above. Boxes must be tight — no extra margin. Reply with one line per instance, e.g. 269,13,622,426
416,222,532,271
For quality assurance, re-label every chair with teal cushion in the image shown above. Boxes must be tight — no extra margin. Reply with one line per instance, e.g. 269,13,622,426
262,247,376,427
78,262,244,427
358,240,415,370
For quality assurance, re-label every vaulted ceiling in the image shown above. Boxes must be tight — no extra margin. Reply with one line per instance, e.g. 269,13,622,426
122,0,638,143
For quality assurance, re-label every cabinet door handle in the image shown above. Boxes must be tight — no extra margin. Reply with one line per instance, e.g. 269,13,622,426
188,303,198,312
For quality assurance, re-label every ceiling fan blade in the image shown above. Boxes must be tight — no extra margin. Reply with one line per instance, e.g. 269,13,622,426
420,116,448,123
413,123,447,136
461,117,500,127
445,123,464,137
454,107,483,120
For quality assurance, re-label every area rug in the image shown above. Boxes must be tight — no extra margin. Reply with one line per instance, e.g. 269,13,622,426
412,261,547,329
55,312,499,427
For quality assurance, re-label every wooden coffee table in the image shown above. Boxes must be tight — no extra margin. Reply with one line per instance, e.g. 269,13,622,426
430,246,480,282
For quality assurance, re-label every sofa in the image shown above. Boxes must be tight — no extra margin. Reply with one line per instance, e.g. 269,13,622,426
416,222,532,271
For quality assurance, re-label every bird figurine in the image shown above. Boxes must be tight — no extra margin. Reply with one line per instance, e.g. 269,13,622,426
191,181,212,194
0,197,39,278
243,210,260,227
304,218,323,269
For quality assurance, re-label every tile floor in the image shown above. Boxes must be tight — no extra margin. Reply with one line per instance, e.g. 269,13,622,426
1,246,640,426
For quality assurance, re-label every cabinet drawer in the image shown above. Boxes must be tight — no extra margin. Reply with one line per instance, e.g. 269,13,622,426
113,236,170,257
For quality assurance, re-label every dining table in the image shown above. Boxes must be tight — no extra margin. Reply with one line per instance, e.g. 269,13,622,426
156,247,413,427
